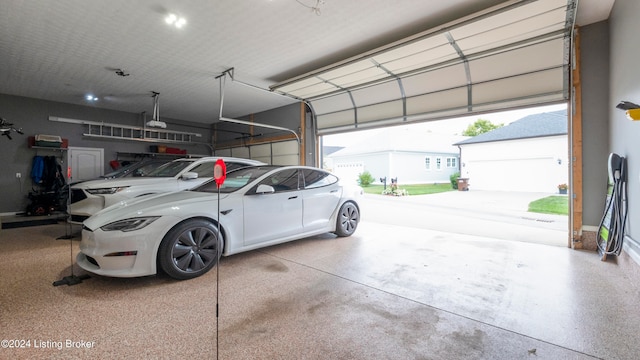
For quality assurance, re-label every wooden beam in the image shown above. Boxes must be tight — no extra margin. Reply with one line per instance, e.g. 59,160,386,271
571,26,584,249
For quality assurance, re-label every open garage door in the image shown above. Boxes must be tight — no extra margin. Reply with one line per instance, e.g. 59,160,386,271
271,0,576,135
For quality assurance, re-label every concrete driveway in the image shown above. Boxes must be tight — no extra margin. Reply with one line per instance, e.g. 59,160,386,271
359,190,569,247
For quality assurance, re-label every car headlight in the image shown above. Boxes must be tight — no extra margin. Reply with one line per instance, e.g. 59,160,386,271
101,217,160,232
86,186,129,195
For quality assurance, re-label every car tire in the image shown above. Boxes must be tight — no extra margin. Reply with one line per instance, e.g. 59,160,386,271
158,219,223,280
334,201,359,237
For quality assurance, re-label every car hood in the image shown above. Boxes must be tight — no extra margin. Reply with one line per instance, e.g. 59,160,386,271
83,190,229,230
72,176,180,189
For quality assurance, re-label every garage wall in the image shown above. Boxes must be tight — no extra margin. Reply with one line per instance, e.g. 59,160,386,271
216,139,299,165
460,136,568,192
579,21,610,228
0,93,212,214
214,102,308,166
609,0,640,264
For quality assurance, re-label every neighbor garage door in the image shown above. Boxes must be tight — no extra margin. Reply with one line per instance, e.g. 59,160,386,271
271,0,576,135
466,158,559,192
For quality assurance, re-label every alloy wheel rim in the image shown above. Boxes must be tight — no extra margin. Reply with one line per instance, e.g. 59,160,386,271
340,204,358,233
171,227,219,273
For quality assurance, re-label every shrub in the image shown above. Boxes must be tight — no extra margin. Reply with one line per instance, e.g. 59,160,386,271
450,172,460,189
358,171,374,187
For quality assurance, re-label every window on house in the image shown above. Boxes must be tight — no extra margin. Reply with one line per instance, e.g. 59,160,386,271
446,157,457,168
425,157,431,170
436,157,442,170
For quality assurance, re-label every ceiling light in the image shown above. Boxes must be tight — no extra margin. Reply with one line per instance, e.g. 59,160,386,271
85,95,98,101
165,13,186,29
165,13,177,24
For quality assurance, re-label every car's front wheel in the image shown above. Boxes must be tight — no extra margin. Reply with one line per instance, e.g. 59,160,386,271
334,201,359,237
158,219,223,280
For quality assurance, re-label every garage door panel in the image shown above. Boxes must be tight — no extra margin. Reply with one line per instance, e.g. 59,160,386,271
290,81,340,99
381,45,459,74
321,59,377,81
277,77,330,97
352,81,402,107
331,67,389,89
317,110,356,129
276,0,575,132
469,38,565,82
372,35,450,64
406,87,468,116
402,64,468,96
313,93,354,115
472,68,564,105
450,0,566,40
358,100,404,123
471,92,566,114
455,11,566,55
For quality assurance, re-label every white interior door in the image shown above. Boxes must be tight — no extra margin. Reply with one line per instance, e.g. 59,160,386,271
67,147,104,182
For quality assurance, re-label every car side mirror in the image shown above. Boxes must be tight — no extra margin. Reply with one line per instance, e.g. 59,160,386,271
256,184,275,194
181,172,198,180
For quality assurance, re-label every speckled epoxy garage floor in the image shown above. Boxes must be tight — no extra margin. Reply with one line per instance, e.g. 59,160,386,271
1,220,639,359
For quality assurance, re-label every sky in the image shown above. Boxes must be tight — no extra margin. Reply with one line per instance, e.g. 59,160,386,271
322,103,568,147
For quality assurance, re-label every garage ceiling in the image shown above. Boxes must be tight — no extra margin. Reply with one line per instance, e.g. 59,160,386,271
0,0,612,126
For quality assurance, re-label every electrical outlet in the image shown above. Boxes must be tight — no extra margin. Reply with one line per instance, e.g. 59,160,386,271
16,172,21,178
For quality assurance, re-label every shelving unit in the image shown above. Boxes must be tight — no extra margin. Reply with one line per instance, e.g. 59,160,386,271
115,151,207,160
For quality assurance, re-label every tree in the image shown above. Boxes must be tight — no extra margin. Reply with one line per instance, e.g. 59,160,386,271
462,119,504,136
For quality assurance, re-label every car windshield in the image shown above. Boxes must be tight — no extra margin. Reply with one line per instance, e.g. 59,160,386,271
192,166,276,193
101,160,165,178
145,160,194,177
102,162,140,178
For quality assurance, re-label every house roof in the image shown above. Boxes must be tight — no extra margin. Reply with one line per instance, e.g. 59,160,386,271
328,128,469,157
454,109,568,146
322,146,345,157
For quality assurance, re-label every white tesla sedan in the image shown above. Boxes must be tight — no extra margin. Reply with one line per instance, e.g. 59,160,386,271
77,165,362,280
69,156,264,223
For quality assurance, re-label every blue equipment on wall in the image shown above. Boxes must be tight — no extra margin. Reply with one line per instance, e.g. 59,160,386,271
596,153,628,261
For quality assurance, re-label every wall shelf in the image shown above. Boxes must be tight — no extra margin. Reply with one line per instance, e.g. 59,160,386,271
29,146,67,151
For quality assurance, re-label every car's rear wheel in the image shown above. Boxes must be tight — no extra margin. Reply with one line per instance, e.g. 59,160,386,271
158,219,223,280
334,201,359,237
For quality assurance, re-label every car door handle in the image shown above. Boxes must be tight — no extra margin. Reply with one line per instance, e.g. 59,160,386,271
288,196,298,200
330,189,338,193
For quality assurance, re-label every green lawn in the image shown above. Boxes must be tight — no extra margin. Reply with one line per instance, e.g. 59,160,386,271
528,196,569,215
361,183,454,196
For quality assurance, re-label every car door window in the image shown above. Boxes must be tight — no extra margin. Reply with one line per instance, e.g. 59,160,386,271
226,162,253,172
302,169,338,189
189,163,215,178
253,169,300,193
